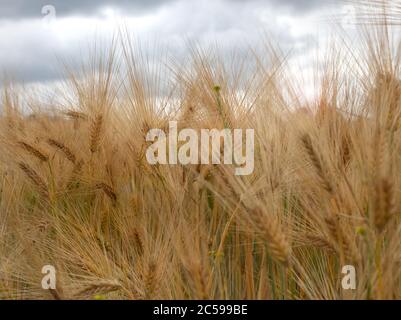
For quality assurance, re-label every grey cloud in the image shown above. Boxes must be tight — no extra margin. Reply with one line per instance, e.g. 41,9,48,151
0,0,177,19
228,0,330,13
0,0,331,20
269,0,330,12
0,0,331,85
0,32,77,83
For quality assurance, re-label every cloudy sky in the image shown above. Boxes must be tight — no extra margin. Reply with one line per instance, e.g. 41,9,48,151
0,0,349,92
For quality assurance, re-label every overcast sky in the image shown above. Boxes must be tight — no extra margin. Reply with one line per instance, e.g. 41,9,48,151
0,0,346,91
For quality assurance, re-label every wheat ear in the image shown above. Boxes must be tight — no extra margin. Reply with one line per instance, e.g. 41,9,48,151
64,110,88,120
77,281,121,299
250,207,291,266
301,134,333,193
374,177,396,232
47,138,76,164
90,114,103,153
132,228,144,256
96,182,117,205
18,162,49,199
17,141,49,162
144,261,158,299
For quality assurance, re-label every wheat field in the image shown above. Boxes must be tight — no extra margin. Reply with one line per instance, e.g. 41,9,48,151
1,2,401,300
